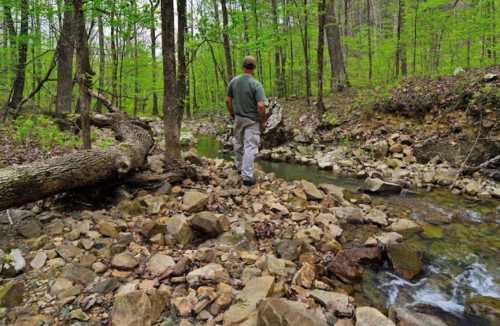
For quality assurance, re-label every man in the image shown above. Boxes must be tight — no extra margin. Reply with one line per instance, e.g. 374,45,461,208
226,56,267,186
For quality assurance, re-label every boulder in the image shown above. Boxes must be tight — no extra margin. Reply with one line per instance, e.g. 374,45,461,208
190,211,230,237
17,219,43,238
364,209,388,226
257,298,328,326
292,263,315,289
1,249,26,277
327,247,382,281
223,276,275,325
111,252,139,270
464,296,500,325
181,191,209,212
301,180,324,201
166,215,193,247
111,290,169,326
333,207,364,224
365,232,403,247
147,253,175,276
309,289,354,317
62,264,97,285
387,243,423,280
361,178,402,195
355,307,395,326
264,255,296,277
274,239,303,261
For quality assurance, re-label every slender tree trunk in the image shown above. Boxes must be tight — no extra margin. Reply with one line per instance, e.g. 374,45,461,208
303,0,311,103
133,4,139,118
317,0,326,115
4,4,17,77
96,15,105,114
395,0,406,78
161,0,180,164
177,0,187,127
366,0,373,81
56,0,75,116
271,0,284,97
220,0,234,83
412,0,418,74
110,4,118,106
325,0,347,92
4,0,29,117
149,0,159,116
73,0,93,149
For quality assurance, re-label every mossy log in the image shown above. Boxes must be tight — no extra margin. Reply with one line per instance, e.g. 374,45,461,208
0,113,154,210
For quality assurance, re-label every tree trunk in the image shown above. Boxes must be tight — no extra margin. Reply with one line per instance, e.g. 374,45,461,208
303,0,311,103
96,14,105,114
325,0,347,92
4,0,29,117
111,3,119,106
74,0,93,149
161,0,180,165
412,0,418,74
220,0,234,83
366,0,373,81
317,0,326,115
55,0,75,116
0,113,154,211
149,0,159,116
395,0,406,78
177,0,187,127
271,0,284,97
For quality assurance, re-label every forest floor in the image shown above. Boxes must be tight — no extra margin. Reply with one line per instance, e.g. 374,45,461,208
0,67,499,326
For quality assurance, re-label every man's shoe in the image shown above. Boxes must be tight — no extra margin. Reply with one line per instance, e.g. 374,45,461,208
242,178,256,186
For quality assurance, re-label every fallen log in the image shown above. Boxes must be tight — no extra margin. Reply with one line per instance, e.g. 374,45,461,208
0,113,154,210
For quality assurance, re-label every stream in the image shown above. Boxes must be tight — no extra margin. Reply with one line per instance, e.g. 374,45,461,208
196,135,500,324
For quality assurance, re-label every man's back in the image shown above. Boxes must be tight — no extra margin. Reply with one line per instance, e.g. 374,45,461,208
227,74,266,122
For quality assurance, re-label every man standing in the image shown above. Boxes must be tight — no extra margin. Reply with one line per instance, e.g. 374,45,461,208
226,56,267,186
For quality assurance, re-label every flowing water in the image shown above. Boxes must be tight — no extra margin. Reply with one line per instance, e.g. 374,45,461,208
196,135,500,323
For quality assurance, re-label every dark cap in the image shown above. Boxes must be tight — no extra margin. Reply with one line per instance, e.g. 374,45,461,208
242,56,257,70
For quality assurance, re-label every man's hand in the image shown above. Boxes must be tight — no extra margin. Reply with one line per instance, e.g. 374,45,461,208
257,100,266,132
225,96,234,119
260,120,266,131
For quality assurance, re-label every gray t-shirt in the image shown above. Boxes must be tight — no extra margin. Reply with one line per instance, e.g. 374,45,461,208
227,74,266,122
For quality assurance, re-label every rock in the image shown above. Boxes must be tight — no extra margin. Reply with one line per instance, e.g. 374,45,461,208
167,215,193,246
62,264,97,285
56,244,82,260
91,277,121,294
111,290,169,326
464,296,500,325
355,307,395,326
387,243,423,280
172,295,195,317
191,211,230,237
92,261,108,273
17,219,43,238
292,263,315,289
147,253,175,276
301,180,324,201
50,278,79,299
182,191,209,212
118,199,145,216
257,298,329,326
319,184,346,203
389,307,448,326
388,219,421,232
274,239,303,261
371,140,389,159
271,203,290,216
223,276,275,325
264,255,296,277
333,207,364,224
483,73,497,82
361,178,402,195
309,289,354,317
464,180,481,196
30,251,47,269
10,249,25,274
186,263,230,286
98,221,119,238
434,168,458,186
365,232,402,247
389,143,403,153
364,209,388,226
327,247,382,281
112,252,139,270
0,281,24,308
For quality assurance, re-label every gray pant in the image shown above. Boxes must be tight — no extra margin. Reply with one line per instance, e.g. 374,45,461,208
233,116,260,180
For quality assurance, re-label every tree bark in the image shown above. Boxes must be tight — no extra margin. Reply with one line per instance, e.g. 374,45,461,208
161,0,180,165
302,0,311,103
149,0,160,116
325,0,347,91
4,0,29,118
366,0,373,81
0,113,154,211
177,0,187,127
220,0,234,83
56,0,75,116
317,0,326,115
74,0,93,149
96,14,105,114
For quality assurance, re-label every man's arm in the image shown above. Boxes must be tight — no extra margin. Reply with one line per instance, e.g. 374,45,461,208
225,96,234,119
257,101,266,130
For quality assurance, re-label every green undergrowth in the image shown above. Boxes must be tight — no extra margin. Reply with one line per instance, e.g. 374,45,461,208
14,115,81,149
